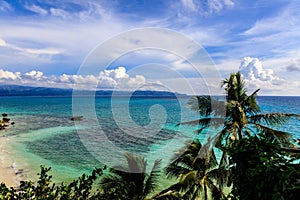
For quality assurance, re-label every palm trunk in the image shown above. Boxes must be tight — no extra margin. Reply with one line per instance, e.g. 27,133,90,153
204,185,208,200
238,127,243,139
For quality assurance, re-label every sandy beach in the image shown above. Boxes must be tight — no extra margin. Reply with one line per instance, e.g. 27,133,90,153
0,135,23,188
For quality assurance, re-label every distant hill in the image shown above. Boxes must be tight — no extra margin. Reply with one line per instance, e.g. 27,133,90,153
0,85,187,98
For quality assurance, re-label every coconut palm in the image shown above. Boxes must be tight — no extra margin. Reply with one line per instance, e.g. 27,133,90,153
182,72,300,148
99,153,161,200
155,139,228,200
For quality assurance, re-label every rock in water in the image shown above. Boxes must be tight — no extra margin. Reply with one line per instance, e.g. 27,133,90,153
70,116,83,121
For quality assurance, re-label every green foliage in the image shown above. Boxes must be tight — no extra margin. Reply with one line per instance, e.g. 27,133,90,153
226,134,300,200
0,166,104,200
157,140,229,200
99,153,162,200
184,72,300,147
180,71,300,199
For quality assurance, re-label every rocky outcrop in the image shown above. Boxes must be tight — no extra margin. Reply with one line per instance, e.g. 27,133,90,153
0,113,14,130
70,116,83,121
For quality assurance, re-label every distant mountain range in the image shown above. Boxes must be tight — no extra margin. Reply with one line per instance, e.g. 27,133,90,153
0,85,187,98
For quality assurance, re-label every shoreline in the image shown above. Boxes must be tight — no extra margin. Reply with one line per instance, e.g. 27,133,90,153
0,135,24,188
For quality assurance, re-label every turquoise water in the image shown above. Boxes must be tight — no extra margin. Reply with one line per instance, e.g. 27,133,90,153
0,96,300,182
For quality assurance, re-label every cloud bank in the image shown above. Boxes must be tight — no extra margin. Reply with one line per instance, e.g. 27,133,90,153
0,67,146,90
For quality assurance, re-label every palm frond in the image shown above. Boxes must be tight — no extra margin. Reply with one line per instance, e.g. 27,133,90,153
180,170,198,187
153,189,182,200
219,151,228,167
99,175,123,189
143,159,162,196
235,72,247,100
206,167,229,188
154,183,184,199
169,140,202,166
187,96,226,117
183,184,201,200
206,179,225,200
187,96,212,116
250,113,300,126
165,164,191,179
197,139,218,168
125,152,146,173
254,123,293,146
243,89,260,115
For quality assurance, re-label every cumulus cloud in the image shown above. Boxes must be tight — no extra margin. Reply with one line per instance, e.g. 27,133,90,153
239,57,285,90
0,67,146,90
0,69,21,80
239,57,281,82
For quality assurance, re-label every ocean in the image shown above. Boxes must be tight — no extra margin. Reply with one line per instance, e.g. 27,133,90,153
0,96,300,183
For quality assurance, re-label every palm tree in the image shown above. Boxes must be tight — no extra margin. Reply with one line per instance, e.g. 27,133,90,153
155,139,228,200
99,153,161,200
182,72,300,148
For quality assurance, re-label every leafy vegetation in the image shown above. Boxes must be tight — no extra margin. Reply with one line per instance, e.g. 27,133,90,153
226,134,300,200
156,140,228,200
99,153,161,200
0,166,104,200
185,72,300,148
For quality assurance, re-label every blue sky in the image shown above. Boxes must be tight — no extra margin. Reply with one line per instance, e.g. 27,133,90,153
0,0,300,95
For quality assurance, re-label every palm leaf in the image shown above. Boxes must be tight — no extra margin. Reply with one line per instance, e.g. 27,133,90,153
124,153,146,173
206,167,229,188
166,164,192,179
100,174,123,189
187,96,226,117
206,179,224,200
183,183,201,200
143,159,162,197
180,171,198,188
250,113,300,126
154,183,184,199
254,123,293,146
153,189,182,200
243,89,260,115
169,140,202,166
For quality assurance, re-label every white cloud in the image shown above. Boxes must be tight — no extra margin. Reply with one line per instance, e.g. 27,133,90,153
181,0,197,11
23,70,44,81
0,69,21,80
237,57,300,95
0,38,6,46
181,0,234,15
0,67,146,90
25,4,48,16
0,0,11,12
0,36,63,57
239,57,280,82
100,67,129,79
49,8,69,19
97,67,146,89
